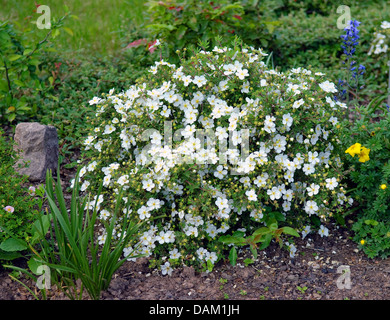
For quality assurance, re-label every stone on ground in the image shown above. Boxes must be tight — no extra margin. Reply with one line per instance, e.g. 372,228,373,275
13,122,58,182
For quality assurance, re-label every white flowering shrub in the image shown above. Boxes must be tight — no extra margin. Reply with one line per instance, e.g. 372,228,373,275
76,40,352,272
368,20,390,56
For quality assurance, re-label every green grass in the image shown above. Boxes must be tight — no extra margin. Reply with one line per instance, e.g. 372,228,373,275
0,0,146,56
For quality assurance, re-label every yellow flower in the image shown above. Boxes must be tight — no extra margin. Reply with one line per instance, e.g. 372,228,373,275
358,146,370,163
380,184,387,190
345,143,361,157
360,239,365,245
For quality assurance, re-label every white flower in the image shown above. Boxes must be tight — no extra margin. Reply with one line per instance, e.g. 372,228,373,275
292,99,304,109
267,187,282,200
89,96,102,105
138,206,151,220
161,261,173,276
219,80,229,91
214,165,227,179
319,81,337,93
103,124,116,135
216,197,229,210
318,225,329,237
79,166,87,178
182,75,192,86
156,231,169,244
142,179,155,191
103,174,111,187
302,226,311,239
282,113,293,127
99,209,111,221
196,247,208,260
236,68,249,80
325,177,338,190
147,198,162,211
84,135,95,146
286,242,297,258
308,151,320,164
185,226,198,237
87,161,98,172
282,201,291,212
381,21,390,29
80,180,90,192
194,75,207,87
303,163,315,175
246,189,258,201
304,200,319,216
241,81,250,93
205,251,218,264
306,183,320,196
117,175,129,186
169,248,181,260
97,233,107,245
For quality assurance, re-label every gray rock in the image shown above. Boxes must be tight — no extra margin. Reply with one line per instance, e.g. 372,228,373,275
13,122,58,182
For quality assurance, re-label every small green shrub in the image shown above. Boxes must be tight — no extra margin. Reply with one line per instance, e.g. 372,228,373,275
0,129,43,262
0,12,71,123
340,104,390,222
352,218,390,259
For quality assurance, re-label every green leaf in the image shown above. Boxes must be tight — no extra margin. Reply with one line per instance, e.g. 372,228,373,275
258,233,272,250
28,59,40,66
281,226,300,237
243,258,254,266
229,247,237,266
146,23,175,32
23,49,33,56
267,218,278,231
365,219,379,226
207,259,214,272
31,214,51,244
63,27,74,37
13,79,25,87
219,235,246,246
175,25,187,39
6,113,16,122
249,245,258,259
27,257,42,274
187,17,198,32
0,238,28,252
252,227,270,237
8,54,22,62
0,249,22,260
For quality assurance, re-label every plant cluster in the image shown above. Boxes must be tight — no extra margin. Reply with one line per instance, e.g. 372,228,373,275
0,129,43,262
340,105,390,223
368,20,390,57
352,218,390,259
77,38,353,273
0,12,71,123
